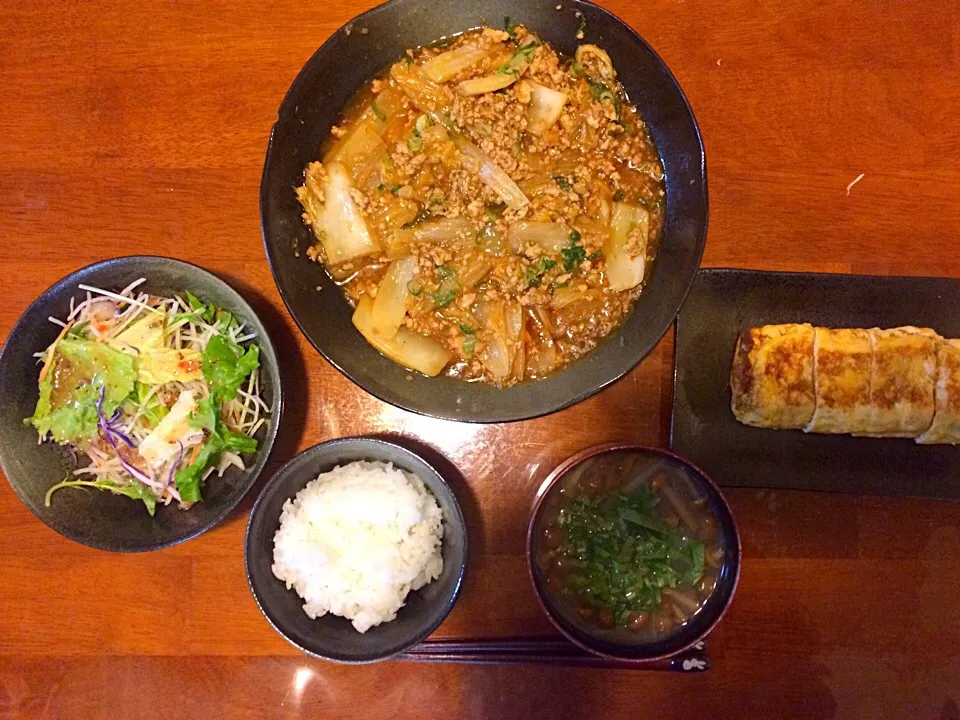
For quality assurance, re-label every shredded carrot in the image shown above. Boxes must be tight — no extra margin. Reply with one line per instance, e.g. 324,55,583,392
189,444,201,465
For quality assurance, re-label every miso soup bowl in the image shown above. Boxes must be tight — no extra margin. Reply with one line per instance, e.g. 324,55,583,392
526,443,740,663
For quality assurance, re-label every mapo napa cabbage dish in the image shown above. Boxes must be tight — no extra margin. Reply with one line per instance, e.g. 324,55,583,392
297,24,665,386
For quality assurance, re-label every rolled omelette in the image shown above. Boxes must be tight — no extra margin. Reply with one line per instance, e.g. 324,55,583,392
861,327,939,437
730,323,815,429
916,339,960,444
805,327,873,434
730,324,958,443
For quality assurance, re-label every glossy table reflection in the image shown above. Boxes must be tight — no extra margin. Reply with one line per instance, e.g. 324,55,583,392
2,0,960,717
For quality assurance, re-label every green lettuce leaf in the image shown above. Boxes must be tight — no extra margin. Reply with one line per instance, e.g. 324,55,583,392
221,428,258,454
29,340,137,446
185,290,216,324
45,477,157,516
174,434,223,503
174,420,258,503
201,335,259,402
176,332,261,502
189,395,219,431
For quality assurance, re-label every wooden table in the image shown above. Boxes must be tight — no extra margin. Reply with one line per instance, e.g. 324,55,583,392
2,1,959,717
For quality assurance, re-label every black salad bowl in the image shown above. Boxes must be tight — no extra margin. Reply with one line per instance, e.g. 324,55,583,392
261,0,707,422
0,256,283,552
244,437,468,663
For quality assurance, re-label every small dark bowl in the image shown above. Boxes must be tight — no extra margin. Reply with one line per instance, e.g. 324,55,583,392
526,443,740,663
261,0,707,422
0,256,283,552
244,437,468,664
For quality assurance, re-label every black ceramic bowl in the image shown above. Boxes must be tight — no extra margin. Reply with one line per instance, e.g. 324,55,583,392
244,437,468,664
261,0,707,422
526,443,740,663
0,256,282,552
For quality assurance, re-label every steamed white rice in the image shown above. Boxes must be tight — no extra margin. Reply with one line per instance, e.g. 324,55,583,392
271,460,444,633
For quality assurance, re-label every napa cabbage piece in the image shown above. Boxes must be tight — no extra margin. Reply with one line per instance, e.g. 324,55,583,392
549,286,586,310
352,296,453,376
413,216,475,245
575,44,616,82
473,299,525,382
384,228,416,259
324,120,389,191
605,202,649,291
506,221,571,253
421,43,496,82
384,217,476,258
324,119,387,168
370,256,418,340
389,60,528,210
526,82,568,135
478,300,511,380
324,88,407,191
456,38,540,96
454,135,528,210
363,87,407,132
456,255,492,289
296,162,381,265
389,62,450,111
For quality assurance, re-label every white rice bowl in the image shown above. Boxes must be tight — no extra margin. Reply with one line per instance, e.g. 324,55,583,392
271,460,444,633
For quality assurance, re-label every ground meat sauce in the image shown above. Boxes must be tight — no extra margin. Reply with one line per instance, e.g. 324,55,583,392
297,25,665,386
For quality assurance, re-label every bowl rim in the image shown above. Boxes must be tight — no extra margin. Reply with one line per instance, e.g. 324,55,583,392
0,254,284,552
525,442,741,663
243,435,469,664
259,0,708,424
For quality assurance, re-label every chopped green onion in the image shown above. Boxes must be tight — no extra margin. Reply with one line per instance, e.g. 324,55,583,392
408,278,425,297
430,265,459,307
561,232,586,272
402,207,432,228
485,202,506,220
371,100,387,122
525,257,557,287
430,289,456,308
588,80,622,120
555,489,707,625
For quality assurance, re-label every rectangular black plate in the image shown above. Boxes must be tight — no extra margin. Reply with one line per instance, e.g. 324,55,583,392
670,268,960,500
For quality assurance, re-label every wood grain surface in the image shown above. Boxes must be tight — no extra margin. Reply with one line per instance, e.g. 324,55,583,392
1,0,959,717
